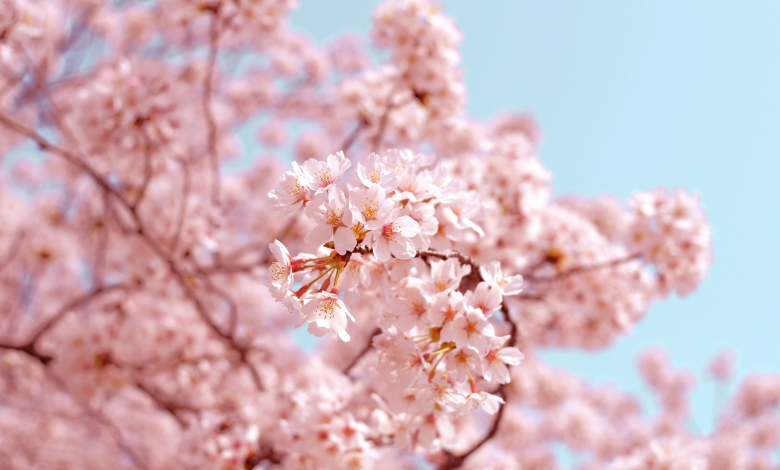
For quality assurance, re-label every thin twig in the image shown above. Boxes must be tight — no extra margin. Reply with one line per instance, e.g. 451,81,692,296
438,390,508,470
343,328,381,375
203,12,221,205
371,89,399,151
170,161,191,253
523,253,641,283
0,114,265,392
340,117,368,156
25,283,127,353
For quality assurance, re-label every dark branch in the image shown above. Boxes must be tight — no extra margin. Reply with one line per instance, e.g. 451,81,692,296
523,253,641,283
343,328,381,375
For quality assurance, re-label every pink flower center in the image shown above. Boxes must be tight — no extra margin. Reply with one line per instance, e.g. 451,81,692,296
382,222,398,242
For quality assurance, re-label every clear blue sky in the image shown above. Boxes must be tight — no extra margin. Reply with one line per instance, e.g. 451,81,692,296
287,1,780,432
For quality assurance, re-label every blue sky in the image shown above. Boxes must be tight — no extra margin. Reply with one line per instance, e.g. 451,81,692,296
287,1,780,432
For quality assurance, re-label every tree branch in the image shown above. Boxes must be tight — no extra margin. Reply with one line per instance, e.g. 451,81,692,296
340,116,368,156
343,328,381,375
0,112,265,392
203,10,221,205
523,253,641,283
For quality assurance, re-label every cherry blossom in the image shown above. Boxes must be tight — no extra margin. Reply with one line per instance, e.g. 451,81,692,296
480,335,524,384
479,260,523,296
363,211,421,262
301,151,351,196
265,239,293,300
0,1,746,469
301,290,355,341
304,187,357,255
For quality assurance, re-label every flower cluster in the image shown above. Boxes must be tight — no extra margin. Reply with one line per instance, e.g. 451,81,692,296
372,0,465,121
267,149,485,342
627,188,713,297
364,257,524,451
0,0,753,469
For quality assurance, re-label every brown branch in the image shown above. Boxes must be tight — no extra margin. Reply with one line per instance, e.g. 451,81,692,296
340,117,368,156
0,113,265,392
131,139,155,209
0,342,52,365
199,275,239,339
133,379,198,427
169,161,191,253
28,284,128,348
349,246,481,275
0,229,25,275
0,342,150,469
0,112,134,209
523,253,641,283
438,390,508,470
92,190,110,289
203,11,221,206
371,89,399,152
343,328,381,375
0,283,129,365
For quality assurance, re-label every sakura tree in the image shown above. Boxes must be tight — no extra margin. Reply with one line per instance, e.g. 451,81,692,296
0,1,777,469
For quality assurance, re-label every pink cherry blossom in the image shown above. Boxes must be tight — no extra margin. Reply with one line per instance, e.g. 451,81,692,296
265,239,293,300
363,212,421,262
480,335,524,384
301,151,352,196
304,187,357,254
357,152,400,191
0,1,739,468
479,260,523,296
268,162,312,214
444,345,481,382
441,307,495,350
301,291,355,342
349,184,394,230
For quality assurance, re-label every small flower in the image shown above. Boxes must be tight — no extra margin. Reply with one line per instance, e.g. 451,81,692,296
444,345,481,382
301,291,355,342
363,212,421,262
416,377,465,413
422,258,470,295
441,307,495,350
479,261,523,296
403,202,438,250
357,152,400,191
480,335,523,384
464,282,503,317
462,391,504,415
349,185,394,230
389,284,429,332
301,151,351,196
438,191,485,239
267,163,311,215
265,240,293,301
304,187,357,255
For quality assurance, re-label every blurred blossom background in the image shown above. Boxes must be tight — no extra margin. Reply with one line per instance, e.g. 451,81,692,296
284,0,780,433
1,0,778,468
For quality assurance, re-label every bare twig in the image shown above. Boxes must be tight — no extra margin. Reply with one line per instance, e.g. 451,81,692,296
371,89,400,151
0,343,150,469
343,328,381,375
524,253,641,283
0,229,24,275
438,390,508,470
203,12,221,205
0,113,265,392
340,117,368,156
170,161,191,253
